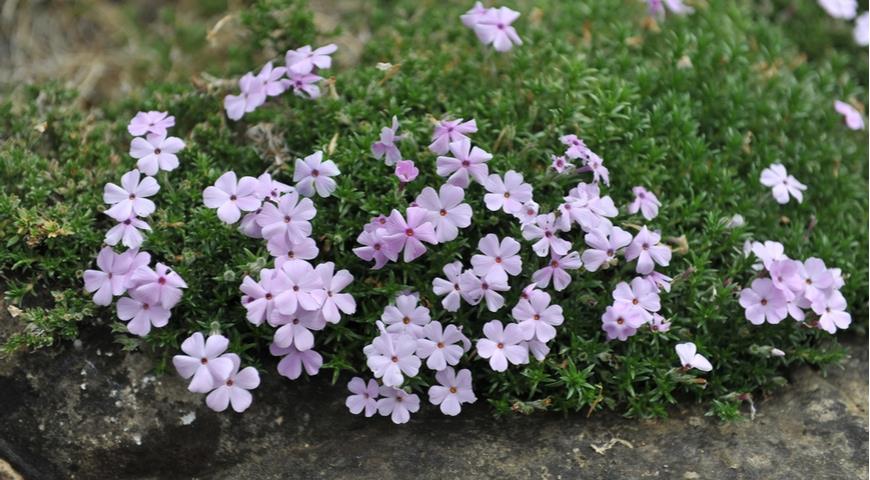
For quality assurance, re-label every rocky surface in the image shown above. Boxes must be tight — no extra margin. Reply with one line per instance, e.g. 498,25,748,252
0,323,866,480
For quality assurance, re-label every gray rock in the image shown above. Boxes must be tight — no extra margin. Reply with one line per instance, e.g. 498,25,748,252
0,328,866,480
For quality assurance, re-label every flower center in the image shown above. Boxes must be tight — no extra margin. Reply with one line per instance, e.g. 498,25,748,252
616,317,625,325
503,192,510,198
405,228,414,237
230,195,237,201
123,219,132,225
437,342,445,349
128,193,136,200
533,314,540,321
632,299,639,305
496,23,505,29
292,318,300,324
461,160,470,167
496,342,504,349
288,251,295,258
391,355,399,363
545,231,553,238
226,379,234,386
402,316,411,325
642,243,650,250
495,256,502,263
550,260,559,268
439,209,448,216
606,249,614,256
265,293,273,300
760,298,768,306
638,192,645,199
449,386,458,394
312,169,320,177
453,283,460,290
200,358,208,365
158,277,166,285
481,282,489,290
328,290,334,297
154,148,162,155
284,216,291,223
142,303,150,310
293,285,300,292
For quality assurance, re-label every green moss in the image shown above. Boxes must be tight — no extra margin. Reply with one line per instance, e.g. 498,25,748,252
0,0,866,417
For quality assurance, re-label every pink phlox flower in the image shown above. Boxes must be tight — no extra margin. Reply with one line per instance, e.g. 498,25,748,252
750,240,786,270
483,170,533,214
285,72,323,99
202,171,261,224
382,207,438,262
738,278,788,325
129,133,184,176
294,151,340,198
628,186,661,220
394,160,419,183
129,262,187,309
256,61,288,97
532,251,582,291
366,322,421,387
436,137,491,187
581,222,632,272
429,118,478,155
473,6,523,52
314,262,356,324
834,100,865,130
253,172,292,203
512,290,564,342
377,386,420,424
371,116,405,165
416,321,467,371
601,303,647,341
649,313,671,333
812,290,851,334
271,344,322,380
460,2,489,28
274,260,326,316
513,200,540,226
522,212,571,257
103,169,160,221
675,342,712,372
818,0,858,19
625,226,672,274
353,228,395,269
523,339,550,361
205,353,261,413
272,309,325,351
269,235,319,268
172,333,235,393
116,288,171,337
428,367,476,416
760,163,807,204
84,247,150,306
612,277,661,321
128,111,175,137
381,294,431,337
224,72,266,120
475,320,529,372
346,376,380,417
797,257,835,305
256,190,316,244
551,154,574,173
855,12,869,46
104,215,151,249
458,270,510,312
432,261,465,312
642,271,673,293
584,151,610,185
471,234,522,283
285,44,338,74
240,267,289,326
415,184,473,243
559,134,595,160
563,182,618,231
767,259,804,301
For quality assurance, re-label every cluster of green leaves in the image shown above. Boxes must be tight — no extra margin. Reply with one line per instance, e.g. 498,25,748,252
0,0,866,418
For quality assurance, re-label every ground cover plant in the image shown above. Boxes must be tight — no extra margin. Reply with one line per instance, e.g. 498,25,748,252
0,0,867,421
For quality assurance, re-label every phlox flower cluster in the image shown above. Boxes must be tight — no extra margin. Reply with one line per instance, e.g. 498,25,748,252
224,44,337,120
85,112,188,338
461,3,523,52
740,241,851,334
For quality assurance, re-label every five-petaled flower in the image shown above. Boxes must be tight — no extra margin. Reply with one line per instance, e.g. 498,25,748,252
294,151,341,198
760,163,807,204
203,171,261,224
103,169,160,221
476,320,529,372
428,367,477,416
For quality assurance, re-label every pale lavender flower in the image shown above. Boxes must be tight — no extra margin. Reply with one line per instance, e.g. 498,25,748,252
612,277,661,320
812,291,851,334
458,270,509,312
524,339,550,361
240,268,289,326
346,377,380,416
203,171,261,224
366,323,421,387
269,235,319,268
750,240,786,270
257,191,316,244
818,0,857,19
224,73,266,120
476,320,528,372
551,154,574,173
483,170,533,214
382,207,438,262
104,215,151,249
471,234,522,283
429,118,478,155
854,12,869,46
129,133,185,176
129,262,188,309
649,313,671,333
768,259,803,300
796,257,835,305
294,151,340,198
253,172,292,202
473,6,523,52
256,61,288,97
416,321,466,371
432,261,465,312
272,310,325,351
274,260,325,316
205,353,260,413
738,278,788,325
627,186,661,220
460,2,489,28
834,100,866,130
601,303,646,341
371,116,404,165
581,223,632,272
522,213,571,257
286,72,323,99
436,138,491,187
625,226,671,274
563,182,618,231
382,294,431,337
103,169,160,221
377,386,420,424
531,251,582,291
676,342,712,372
760,164,807,204
172,332,234,393
512,290,564,342
83,247,150,305
513,200,539,226
428,367,476,416
415,184,473,243
314,262,356,324
560,134,593,160
585,151,610,185
642,271,673,293
271,344,322,380
116,289,171,337
353,229,395,269
285,44,338,74
394,160,419,183
128,111,175,137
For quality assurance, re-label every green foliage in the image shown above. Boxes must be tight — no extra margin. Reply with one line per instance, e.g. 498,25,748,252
0,0,866,417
